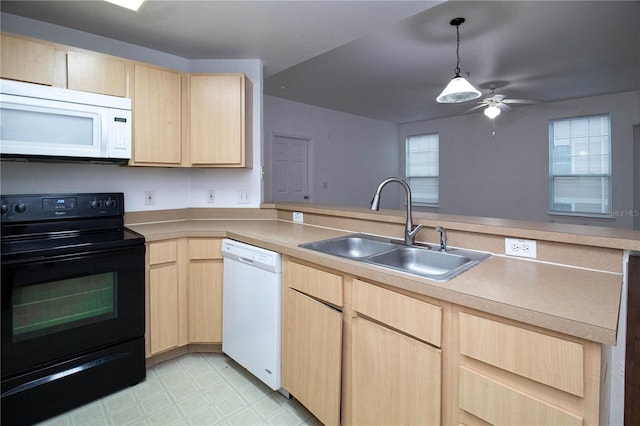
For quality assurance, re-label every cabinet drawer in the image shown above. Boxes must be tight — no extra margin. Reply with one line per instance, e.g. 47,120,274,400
286,261,343,307
458,312,584,396
188,238,222,260
353,279,441,347
458,366,582,426
149,240,178,265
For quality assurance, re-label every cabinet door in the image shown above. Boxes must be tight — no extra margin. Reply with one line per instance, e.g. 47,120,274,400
149,263,179,354
187,238,223,343
283,288,342,426
1,34,55,85
189,74,252,167
351,316,441,425
67,51,127,97
188,261,223,343
132,64,182,165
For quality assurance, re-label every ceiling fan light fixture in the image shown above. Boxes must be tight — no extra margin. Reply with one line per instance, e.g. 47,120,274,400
484,105,501,119
436,17,481,104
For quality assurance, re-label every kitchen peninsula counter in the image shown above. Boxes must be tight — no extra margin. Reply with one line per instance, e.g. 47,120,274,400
128,213,624,346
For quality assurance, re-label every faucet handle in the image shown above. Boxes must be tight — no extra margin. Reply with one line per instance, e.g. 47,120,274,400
409,223,423,238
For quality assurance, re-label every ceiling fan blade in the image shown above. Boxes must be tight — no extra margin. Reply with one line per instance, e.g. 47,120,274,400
502,98,539,104
465,104,487,113
497,103,512,111
492,94,505,102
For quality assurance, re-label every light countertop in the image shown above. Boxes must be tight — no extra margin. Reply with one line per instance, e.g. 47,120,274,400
129,219,622,346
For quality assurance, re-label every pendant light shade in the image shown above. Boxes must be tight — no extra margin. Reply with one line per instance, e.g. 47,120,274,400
437,77,481,103
483,105,501,119
436,18,481,104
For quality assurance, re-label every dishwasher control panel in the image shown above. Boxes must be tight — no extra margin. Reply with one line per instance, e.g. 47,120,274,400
221,239,282,273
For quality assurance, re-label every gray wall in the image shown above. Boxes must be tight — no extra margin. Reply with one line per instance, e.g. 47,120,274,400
400,90,639,229
264,95,403,209
265,90,639,229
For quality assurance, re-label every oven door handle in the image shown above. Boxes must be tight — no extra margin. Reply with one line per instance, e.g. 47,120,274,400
1,352,130,397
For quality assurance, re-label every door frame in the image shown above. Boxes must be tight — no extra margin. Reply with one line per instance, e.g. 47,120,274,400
267,131,314,203
634,124,640,230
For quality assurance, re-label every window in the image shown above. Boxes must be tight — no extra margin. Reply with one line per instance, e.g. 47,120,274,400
549,114,611,215
406,133,439,205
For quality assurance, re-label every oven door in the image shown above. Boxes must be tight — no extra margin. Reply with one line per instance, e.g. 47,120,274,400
1,244,144,378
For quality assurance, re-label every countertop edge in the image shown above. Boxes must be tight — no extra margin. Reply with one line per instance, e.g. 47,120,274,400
130,219,621,346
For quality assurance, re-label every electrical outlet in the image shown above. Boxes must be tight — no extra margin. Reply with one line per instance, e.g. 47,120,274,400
207,189,215,203
293,212,304,223
505,238,537,258
237,190,250,204
144,190,155,206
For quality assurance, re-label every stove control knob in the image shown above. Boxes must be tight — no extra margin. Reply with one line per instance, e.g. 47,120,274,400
14,202,27,213
105,199,116,208
90,200,102,209
1,204,8,214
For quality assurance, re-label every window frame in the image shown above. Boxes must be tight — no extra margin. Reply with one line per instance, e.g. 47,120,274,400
405,132,439,207
548,113,612,217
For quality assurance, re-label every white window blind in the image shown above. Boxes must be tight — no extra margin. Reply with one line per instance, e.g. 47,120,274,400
406,133,439,205
549,114,611,214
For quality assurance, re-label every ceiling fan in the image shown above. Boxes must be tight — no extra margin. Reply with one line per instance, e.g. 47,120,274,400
467,86,539,119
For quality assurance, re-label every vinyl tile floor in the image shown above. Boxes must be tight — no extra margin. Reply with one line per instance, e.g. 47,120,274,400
39,353,321,426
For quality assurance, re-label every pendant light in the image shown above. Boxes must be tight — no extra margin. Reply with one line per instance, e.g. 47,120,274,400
436,18,481,104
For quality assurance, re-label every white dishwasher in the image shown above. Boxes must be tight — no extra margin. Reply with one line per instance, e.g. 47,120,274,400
221,239,282,390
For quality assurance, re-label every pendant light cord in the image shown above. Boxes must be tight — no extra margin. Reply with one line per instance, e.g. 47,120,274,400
455,24,461,77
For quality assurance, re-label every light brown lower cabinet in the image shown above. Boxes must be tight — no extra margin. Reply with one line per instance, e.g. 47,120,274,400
187,238,223,343
350,278,444,425
351,316,441,425
147,239,186,356
282,259,343,426
146,238,223,358
454,307,602,425
283,289,342,425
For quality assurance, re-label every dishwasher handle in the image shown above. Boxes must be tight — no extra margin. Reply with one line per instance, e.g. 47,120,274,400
236,256,254,265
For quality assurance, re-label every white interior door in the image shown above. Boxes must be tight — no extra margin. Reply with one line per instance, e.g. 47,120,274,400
271,135,310,203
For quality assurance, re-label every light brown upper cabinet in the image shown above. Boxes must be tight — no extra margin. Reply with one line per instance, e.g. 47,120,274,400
131,63,182,166
1,33,56,86
186,74,253,168
66,50,127,97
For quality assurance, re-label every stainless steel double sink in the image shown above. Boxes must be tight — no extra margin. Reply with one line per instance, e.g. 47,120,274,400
299,233,491,282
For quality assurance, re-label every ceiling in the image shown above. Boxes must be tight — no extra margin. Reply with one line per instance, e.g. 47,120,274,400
2,1,639,124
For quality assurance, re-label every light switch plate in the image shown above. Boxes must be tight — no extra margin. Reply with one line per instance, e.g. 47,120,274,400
293,212,304,223
505,238,537,258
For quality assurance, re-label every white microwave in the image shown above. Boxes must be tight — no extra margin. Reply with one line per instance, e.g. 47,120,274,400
0,80,131,163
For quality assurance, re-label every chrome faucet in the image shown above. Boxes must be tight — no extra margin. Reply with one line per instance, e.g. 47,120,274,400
436,225,447,251
370,177,423,245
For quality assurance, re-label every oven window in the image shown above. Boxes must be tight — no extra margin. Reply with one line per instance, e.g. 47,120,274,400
12,272,117,342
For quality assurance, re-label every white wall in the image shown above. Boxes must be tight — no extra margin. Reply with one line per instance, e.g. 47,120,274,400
264,95,402,209
400,90,640,229
0,13,263,211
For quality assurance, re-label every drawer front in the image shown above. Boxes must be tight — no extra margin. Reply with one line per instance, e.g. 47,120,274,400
458,312,584,396
149,240,178,265
286,261,343,307
353,279,441,347
458,366,583,426
188,238,222,260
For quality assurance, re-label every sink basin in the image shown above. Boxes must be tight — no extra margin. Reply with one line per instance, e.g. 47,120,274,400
299,233,491,282
366,247,481,281
299,234,397,260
